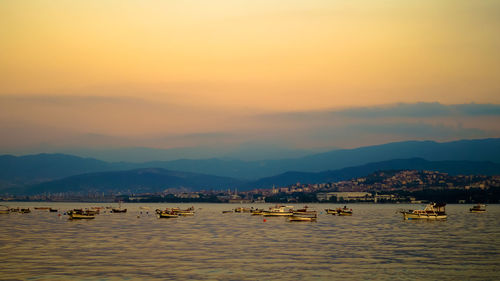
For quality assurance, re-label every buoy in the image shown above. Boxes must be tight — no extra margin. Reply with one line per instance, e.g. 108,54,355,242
263,219,267,222
58,214,61,217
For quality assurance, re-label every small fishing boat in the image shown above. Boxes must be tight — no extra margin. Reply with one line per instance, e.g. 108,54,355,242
326,206,353,216
325,209,337,215
112,202,127,213
401,203,447,220
20,208,31,213
250,209,265,216
34,207,50,210
85,209,100,215
234,207,251,213
0,205,9,214
156,209,178,218
288,215,317,222
49,208,58,212
169,206,195,216
222,210,233,213
263,205,294,217
337,206,353,216
470,204,486,213
157,212,179,218
293,206,317,216
67,210,95,220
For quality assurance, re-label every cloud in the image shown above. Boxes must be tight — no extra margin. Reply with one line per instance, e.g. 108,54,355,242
0,96,499,158
332,102,500,119
453,103,500,116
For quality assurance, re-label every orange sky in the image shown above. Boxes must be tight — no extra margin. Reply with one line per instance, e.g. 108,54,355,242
0,0,499,156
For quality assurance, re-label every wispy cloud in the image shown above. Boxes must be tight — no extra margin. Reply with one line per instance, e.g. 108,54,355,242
334,102,500,118
0,97,499,158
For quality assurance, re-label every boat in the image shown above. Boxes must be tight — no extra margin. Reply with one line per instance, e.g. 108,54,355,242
263,205,294,217
85,209,100,215
156,209,179,218
177,211,195,216
20,208,31,213
293,206,317,216
0,205,9,214
401,203,447,220
49,208,58,212
326,206,353,216
325,209,337,215
470,204,486,213
67,210,96,220
157,212,179,218
222,210,233,213
34,207,50,210
234,207,251,213
337,206,353,216
112,202,127,213
169,206,195,216
288,215,317,222
250,209,265,216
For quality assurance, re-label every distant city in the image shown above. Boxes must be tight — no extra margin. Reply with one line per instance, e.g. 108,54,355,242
2,170,498,204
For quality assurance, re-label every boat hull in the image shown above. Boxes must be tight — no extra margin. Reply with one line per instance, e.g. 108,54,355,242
263,212,294,217
293,211,317,216
69,214,95,220
157,213,178,218
402,212,447,220
288,216,317,222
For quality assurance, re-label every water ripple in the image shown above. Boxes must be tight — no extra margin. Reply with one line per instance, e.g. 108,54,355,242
1,203,499,280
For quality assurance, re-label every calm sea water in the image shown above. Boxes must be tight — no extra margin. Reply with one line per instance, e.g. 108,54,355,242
0,203,499,280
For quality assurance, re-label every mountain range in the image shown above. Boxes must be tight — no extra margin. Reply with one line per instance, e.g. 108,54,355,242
11,158,500,195
1,138,500,194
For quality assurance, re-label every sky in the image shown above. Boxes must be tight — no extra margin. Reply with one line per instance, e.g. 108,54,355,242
1,0,499,160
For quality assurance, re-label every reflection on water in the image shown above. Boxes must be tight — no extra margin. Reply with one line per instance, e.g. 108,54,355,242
1,203,499,280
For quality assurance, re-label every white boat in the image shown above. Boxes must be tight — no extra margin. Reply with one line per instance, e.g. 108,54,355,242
401,203,447,220
470,204,486,213
263,205,294,217
288,214,317,222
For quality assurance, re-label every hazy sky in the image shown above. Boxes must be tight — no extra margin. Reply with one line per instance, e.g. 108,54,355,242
1,1,499,159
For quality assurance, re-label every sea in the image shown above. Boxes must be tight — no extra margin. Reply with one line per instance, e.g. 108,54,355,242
0,203,499,281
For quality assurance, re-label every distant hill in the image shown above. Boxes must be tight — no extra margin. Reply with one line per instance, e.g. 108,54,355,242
10,158,500,195
0,153,125,189
1,138,499,190
17,168,243,195
248,158,500,188
130,138,500,179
